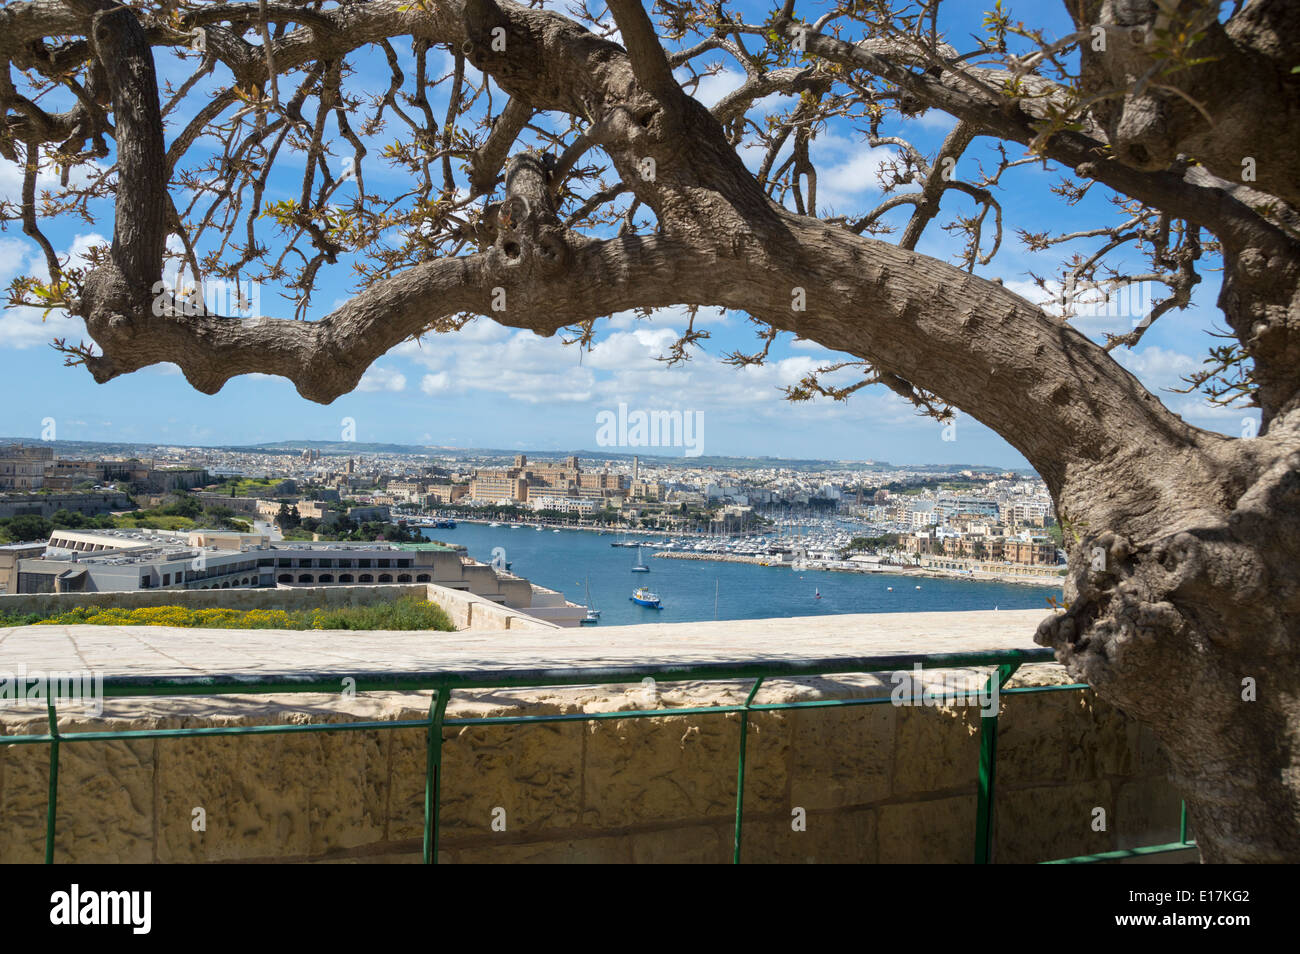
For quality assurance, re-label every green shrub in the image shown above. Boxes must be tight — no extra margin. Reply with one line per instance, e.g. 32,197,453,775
0,596,454,632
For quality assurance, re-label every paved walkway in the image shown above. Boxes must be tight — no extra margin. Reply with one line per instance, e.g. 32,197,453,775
0,610,1052,688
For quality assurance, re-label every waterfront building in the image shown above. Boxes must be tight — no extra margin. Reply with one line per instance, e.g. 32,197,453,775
530,495,596,515
468,454,627,508
9,528,585,624
1002,499,1051,527
900,529,1059,568
934,495,1000,519
422,483,469,506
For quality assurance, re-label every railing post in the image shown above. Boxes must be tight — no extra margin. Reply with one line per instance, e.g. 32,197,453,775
974,662,1019,864
423,686,451,865
733,676,764,865
45,697,60,865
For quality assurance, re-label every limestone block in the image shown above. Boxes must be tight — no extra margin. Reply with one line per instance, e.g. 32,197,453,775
1061,693,1139,781
376,723,430,843
997,690,1070,785
877,796,976,863
439,720,584,835
310,849,428,863
581,709,785,828
386,705,584,841
158,731,312,862
789,702,895,809
0,714,153,864
994,780,1114,863
998,682,1142,787
743,807,877,864
453,834,633,864
303,727,390,855
892,704,981,796
629,824,730,864
1114,777,1184,849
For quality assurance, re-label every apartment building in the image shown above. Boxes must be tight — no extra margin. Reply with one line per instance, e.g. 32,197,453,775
530,495,597,515
422,483,469,506
468,455,627,507
0,444,52,490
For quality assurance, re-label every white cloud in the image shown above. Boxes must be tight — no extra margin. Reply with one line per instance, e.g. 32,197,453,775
0,157,109,206
376,310,967,439
789,337,831,352
1002,274,1179,339
678,67,744,109
357,366,407,392
0,305,79,350
1112,345,1257,431
909,110,958,133
606,305,729,331
813,146,896,213
0,238,31,284
818,147,895,195
0,232,108,350
420,372,451,395
1113,345,1200,387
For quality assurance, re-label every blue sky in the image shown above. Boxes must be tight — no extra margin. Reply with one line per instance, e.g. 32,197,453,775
0,1,1255,465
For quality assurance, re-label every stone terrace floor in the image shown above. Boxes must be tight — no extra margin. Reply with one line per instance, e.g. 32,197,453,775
0,609,1051,686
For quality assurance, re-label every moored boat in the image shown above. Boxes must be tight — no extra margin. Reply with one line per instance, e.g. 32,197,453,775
581,578,601,624
630,586,661,608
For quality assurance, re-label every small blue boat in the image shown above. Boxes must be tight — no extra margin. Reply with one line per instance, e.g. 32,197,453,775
630,586,662,608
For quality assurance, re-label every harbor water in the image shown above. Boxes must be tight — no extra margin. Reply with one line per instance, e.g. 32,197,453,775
421,523,1061,626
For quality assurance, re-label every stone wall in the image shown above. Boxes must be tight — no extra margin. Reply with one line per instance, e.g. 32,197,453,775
0,492,132,519
425,583,557,631
0,664,1185,863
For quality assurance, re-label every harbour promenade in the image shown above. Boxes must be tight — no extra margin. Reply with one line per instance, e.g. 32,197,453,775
0,603,1188,863
653,550,1063,586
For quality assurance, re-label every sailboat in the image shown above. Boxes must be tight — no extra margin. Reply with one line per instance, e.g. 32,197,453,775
581,578,600,625
631,545,650,572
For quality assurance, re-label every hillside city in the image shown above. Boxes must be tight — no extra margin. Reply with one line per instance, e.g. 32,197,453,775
0,440,1064,602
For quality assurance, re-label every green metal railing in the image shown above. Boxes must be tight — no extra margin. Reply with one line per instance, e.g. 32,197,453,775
3,646,1195,864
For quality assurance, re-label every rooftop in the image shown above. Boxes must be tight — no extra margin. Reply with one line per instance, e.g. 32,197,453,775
37,528,467,567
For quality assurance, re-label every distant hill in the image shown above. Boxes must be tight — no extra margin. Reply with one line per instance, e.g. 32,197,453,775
0,437,1031,475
